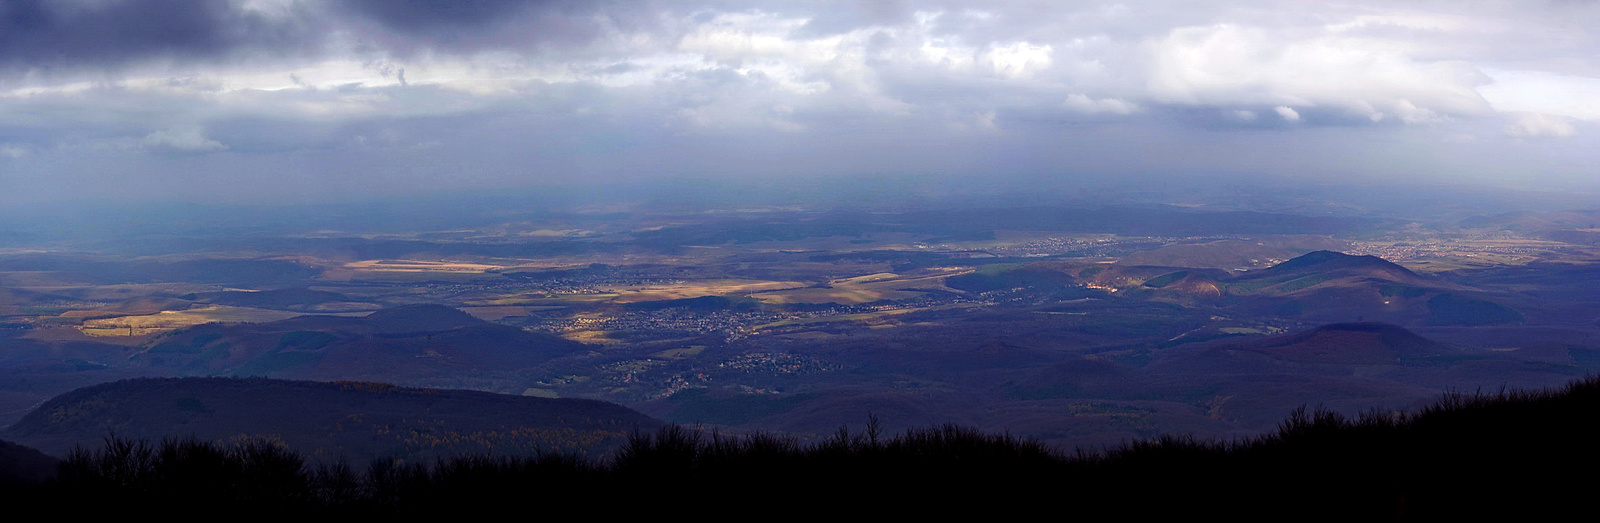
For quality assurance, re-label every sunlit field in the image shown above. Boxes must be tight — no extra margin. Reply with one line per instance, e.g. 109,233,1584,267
607,279,807,303
78,306,365,337
749,268,968,305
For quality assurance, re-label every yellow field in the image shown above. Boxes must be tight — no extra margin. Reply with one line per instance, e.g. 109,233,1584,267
323,270,495,283
832,273,900,284
605,279,806,303
559,329,621,345
343,260,504,273
749,268,968,305
317,259,518,282
78,306,356,337
753,302,981,329
750,288,905,304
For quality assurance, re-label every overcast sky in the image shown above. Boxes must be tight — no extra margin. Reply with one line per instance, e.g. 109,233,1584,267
1,0,1596,206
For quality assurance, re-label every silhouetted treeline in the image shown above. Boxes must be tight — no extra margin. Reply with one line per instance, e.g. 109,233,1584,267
16,376,1600,518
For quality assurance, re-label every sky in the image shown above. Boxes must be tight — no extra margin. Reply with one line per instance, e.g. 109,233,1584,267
0,0,1597,206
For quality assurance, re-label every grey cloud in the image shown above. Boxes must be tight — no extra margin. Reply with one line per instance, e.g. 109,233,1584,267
0,0,651,73
0,0,321,72
3,1,1599,206
332,0,671,57
788,0,914,38
335,0,542,31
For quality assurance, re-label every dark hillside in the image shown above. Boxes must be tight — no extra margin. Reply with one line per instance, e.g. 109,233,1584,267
360,304,481,334
1221,251,1519,325
0,332,175,428
134,305,590,389
1232,250,1426,289
2,377,658,462
1151,322,1459,371
1425,293,1525,326
16,376,1600,518
1213,322,1458,364
0,439,56,486
1138,322,1583,429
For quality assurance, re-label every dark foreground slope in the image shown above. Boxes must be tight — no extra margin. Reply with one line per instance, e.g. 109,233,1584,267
0,439,55,486
10,376,1600,519
2,377,659,461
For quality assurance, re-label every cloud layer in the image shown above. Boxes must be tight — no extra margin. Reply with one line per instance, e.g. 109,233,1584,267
1,0,1597,204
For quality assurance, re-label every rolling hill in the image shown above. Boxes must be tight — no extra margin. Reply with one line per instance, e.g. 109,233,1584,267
133,304,593,391
1201,322,1459,365
1228,250,1428,293
1222,251,1519,325
2,377,660,461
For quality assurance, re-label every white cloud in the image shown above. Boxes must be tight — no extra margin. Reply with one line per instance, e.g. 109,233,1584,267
1064,94,1139,115
1324,13,1481,33
1274,106,1300,121
141,128,228,153
1479,69,1600,122
0,143,27,158
1393,99,1445,124
986,42,1053,79
1144,23,1492,122
1504,113,1576,138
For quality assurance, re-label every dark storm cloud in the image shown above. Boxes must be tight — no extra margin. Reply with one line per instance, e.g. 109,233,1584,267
0,0,320,71
335,0,540,31
0,0,646,73
331,0,670,56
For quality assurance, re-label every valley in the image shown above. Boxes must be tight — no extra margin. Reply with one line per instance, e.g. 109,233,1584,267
4,205,1599,454
5,2,1597,514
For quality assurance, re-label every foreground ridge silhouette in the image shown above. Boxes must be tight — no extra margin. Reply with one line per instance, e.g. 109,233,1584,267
10,376,1600,519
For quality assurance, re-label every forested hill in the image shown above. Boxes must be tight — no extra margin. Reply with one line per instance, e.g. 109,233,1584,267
3,377,659,461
